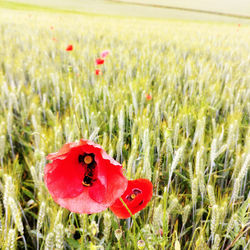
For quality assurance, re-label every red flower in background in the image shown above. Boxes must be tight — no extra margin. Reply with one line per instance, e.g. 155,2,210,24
96,58,104,65
95,69,101,75
110,179,153,219
44,140,128,214
145,94,152,101
66,45,73,51
50,26,54,30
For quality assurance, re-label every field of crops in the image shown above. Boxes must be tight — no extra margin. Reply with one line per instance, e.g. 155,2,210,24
3,0,250,22
0,4,249,250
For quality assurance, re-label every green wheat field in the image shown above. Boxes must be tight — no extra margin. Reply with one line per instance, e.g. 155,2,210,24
0,0,249,249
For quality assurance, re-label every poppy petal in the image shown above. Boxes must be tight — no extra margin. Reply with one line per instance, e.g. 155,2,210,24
44,153,85,198
89,179,106,203
109,179,153,219
47,142,76,161
53,189,107,214
91,149,127,205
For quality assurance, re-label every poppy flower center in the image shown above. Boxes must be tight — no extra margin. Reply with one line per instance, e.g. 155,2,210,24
131,194,136,199
78,153,96,187
126,188,142,201
84,155,93,164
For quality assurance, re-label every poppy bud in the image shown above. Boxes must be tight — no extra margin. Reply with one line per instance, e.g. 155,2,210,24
89,221,99,236
114,229,122,241
137,240,145,249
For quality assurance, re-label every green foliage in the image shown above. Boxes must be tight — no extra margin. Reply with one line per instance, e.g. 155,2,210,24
0,7,249,249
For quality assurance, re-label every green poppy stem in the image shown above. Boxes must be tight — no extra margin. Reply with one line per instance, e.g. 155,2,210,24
119,197,149,249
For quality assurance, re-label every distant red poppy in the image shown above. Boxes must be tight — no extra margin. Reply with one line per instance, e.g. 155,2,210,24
44,140,128,214
145,94,152,101
52,38,57,42
109,179,153,219
50,26,54,30
238,24,241,27
95,69,101,75
66,45,73,51
96,58,104,65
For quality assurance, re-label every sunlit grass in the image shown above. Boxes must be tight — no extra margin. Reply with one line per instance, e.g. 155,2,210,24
0,8,249,250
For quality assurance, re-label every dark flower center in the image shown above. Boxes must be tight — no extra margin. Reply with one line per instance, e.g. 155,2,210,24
126,188,142,201
79,153,96,187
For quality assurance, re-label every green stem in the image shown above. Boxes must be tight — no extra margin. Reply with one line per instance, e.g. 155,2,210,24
119,197,150,249
187,227,201,250
117,239,122,250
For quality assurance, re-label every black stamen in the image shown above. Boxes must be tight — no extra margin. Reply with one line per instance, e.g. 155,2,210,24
87,162,96,170
126,195,134,201
82,176,92,186
139,200,144,206
132,188,142,195
80,153,97,187
78,154,85,163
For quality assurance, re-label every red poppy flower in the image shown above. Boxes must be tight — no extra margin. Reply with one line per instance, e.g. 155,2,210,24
95,58,104,65
109,179,153,219
44,140,128,214
145,94,152,101
52,37,57,42
50,26,54,30
66,45,73,51
95,69,101,75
